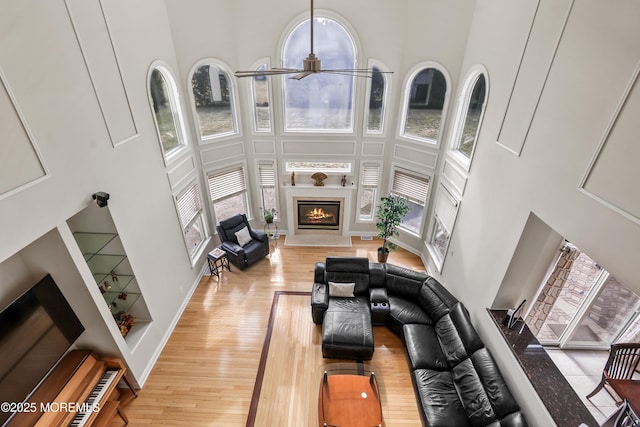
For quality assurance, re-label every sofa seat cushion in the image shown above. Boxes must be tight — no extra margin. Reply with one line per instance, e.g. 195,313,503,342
326,294,369,315
403,324,448,371
389,296,433,324
412,369,470,427
322,310,374,360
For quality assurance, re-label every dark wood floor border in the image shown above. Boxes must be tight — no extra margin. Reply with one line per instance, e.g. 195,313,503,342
246,291,311,427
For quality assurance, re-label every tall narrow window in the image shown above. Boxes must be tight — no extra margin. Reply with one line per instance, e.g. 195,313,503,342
391,169,430,234
252,64,272,132
366,67,386,134
208,166,248,223
283,17,356,131
149,67,185,158
428,184,460,270
175,183,207,258
401,67,447,143
258,162,278,216
191,63,237,139
455,73,487,160
359,164,380,221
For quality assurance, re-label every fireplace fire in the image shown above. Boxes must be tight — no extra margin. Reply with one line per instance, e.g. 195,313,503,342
297,200,340,230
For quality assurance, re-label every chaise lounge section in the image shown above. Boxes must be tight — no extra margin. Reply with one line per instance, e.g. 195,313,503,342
311,257,527,427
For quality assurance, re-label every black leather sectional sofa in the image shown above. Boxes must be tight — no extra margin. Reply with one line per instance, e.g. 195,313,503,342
311,257,528,427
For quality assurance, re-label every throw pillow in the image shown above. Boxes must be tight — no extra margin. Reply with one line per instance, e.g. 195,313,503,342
328,282,355,298
235,227,252,247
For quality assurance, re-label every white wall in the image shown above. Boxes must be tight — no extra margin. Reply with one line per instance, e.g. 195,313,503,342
433,1,640,424
0,0,208,384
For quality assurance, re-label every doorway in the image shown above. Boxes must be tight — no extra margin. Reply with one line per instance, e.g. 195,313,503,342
528,244,640,349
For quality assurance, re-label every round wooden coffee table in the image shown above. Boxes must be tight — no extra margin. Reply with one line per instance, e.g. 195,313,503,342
318,363,383,427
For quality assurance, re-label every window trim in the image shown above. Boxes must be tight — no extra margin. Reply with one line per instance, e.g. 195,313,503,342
206,162,251,224
398,61,452,147
147,61,189,165
278,9,361,134
187,58,241,144
255,159,279,221
448,65,489,172
248,58,275,136
426,182,460,272
356,161,382,223
388,164,432,237
363,59,391,137
173,180,209,263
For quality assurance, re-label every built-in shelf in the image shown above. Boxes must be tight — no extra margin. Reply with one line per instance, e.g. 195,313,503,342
73,232,150,340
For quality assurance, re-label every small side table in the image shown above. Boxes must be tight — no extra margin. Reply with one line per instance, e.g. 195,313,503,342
207,248,230,279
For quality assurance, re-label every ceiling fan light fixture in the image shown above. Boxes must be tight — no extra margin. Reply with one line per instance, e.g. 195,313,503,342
234,0,392,80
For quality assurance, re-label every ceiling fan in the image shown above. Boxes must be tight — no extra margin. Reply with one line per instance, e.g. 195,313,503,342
234,0,392,80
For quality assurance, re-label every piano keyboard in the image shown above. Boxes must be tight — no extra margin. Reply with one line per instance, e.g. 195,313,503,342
69,369,118,426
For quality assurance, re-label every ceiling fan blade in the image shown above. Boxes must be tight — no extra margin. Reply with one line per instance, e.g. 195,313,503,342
289,71,314,80
234,69,301,78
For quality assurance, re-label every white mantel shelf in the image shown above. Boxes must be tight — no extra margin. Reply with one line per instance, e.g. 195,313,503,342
282,184,357,190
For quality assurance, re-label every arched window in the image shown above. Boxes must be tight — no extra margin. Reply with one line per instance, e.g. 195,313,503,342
148,66,186,160
282,16,356,132
365,64,388,134
190,62,238,140
401,66,448,143
252,63,272,133
453,69,487,164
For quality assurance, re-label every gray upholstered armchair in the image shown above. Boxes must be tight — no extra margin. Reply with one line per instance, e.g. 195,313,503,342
216,214,269,270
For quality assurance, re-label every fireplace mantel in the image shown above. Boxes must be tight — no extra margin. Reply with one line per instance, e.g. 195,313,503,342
284,185,356,236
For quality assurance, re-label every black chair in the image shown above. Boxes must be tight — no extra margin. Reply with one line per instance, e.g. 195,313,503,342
216,214,269,270
587,343,640,401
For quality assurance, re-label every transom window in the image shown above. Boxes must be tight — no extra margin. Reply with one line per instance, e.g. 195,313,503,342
282,17,356,132
190,63,237,140
401,66,448,143
284,161,351,173
149,66,186,159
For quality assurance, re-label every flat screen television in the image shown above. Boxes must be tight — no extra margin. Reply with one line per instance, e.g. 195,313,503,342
0,274,85,424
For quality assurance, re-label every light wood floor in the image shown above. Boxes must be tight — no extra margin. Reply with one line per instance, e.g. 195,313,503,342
112,238,425,426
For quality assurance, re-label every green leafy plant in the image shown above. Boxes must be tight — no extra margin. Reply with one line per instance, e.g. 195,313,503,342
261,207,277,224
375,195,410,260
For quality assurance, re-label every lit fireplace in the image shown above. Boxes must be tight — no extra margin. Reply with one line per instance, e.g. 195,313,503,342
297,200,340,230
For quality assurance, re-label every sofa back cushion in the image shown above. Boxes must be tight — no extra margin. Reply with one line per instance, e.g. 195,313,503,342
325,257,370,295
384,264,428,299
435,303,484,367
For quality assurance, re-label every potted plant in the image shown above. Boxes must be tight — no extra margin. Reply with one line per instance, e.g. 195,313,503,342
260,207,279,238
375,195,410,262
261,207,277,224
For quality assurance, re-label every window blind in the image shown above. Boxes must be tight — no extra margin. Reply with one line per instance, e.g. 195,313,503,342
208,167,246,201
258,163,276,187
176,183,202,228
361,164,380,186
391,170,429,205
433,185,459,231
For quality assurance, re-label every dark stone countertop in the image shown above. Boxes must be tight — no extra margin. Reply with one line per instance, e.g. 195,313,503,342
487,309,599,427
